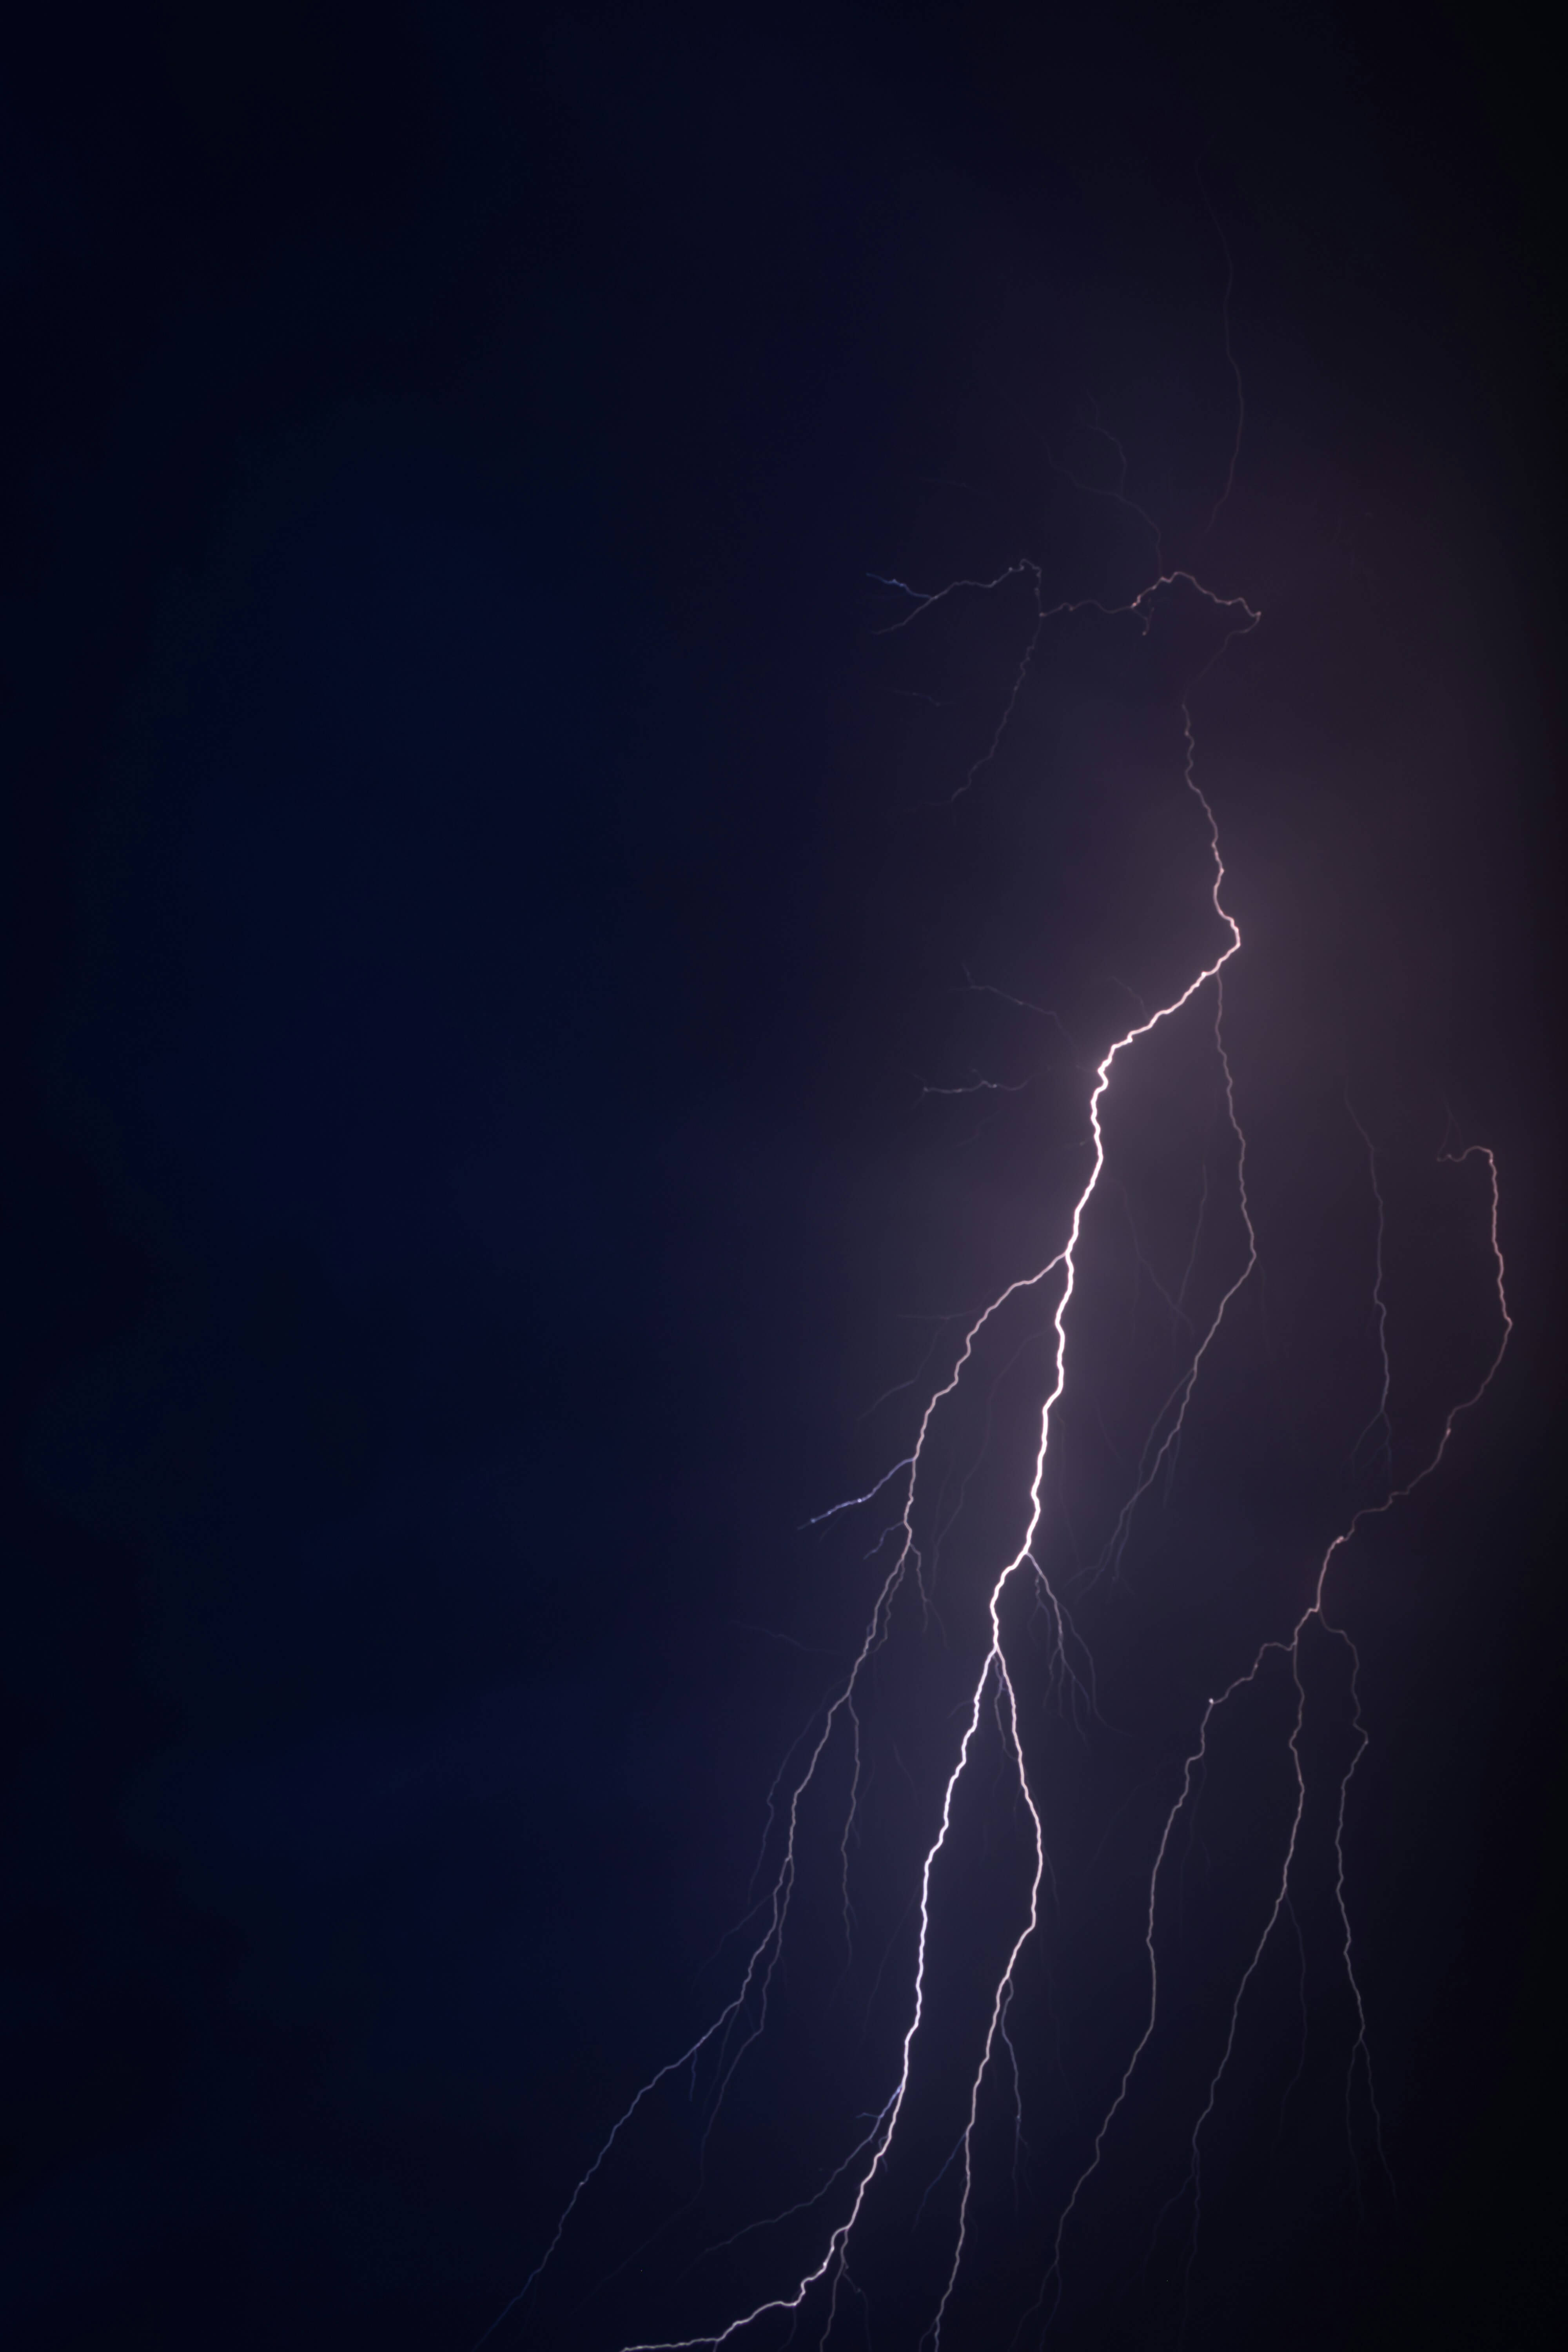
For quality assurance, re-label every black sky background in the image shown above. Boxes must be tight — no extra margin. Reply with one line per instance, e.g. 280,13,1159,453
5,6,1564,2348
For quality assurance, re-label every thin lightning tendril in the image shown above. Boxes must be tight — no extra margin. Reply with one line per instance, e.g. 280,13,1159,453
1347,1096,1395,1492
1035,1140,1510,2332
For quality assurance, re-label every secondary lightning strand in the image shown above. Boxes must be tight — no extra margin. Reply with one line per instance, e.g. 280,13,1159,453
1048,404,1166,571
1199,181,1245,534
1169,1639,1311,2310
682,2096,900,2274
1111,1177,1196,1340
800,1457,917,1530
1034,1142,1510,2333
1175,1161,1210,1319
1346,1097,1394,1490
873,566,1261,814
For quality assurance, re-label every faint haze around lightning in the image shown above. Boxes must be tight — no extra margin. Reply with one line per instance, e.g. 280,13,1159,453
477,230,1512,2352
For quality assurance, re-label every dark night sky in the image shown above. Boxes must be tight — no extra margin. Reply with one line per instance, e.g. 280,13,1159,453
5,7,1564,2349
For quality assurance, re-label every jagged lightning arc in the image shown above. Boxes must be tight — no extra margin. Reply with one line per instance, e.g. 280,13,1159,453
479,555,1509,2350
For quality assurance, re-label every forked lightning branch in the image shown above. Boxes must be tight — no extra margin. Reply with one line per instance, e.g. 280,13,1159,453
481,523,1510,2352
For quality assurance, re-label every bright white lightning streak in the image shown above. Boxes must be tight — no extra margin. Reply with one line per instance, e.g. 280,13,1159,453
484,566,1266,2352
487,166,1515,2319
490,549,1507,2351
918,664,1253,2352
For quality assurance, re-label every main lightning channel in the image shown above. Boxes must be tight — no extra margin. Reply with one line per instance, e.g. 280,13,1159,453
483,567,1265,2352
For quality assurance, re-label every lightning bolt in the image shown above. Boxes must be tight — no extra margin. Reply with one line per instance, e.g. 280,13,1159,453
481,479,1509,2352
